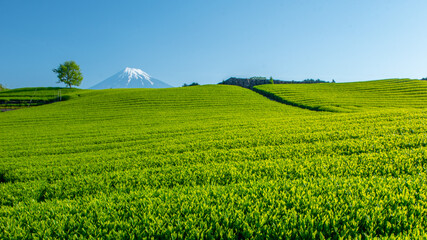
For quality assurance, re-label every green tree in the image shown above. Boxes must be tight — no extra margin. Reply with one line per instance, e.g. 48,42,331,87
269,76,274,84
52,61,83,88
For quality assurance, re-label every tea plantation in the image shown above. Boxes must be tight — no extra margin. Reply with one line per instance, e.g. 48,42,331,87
0,87,82,110
255,79,427,112
1,81,427,239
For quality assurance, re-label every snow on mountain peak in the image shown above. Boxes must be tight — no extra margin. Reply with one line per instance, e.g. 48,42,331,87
90,67,172,89
120,67,152,85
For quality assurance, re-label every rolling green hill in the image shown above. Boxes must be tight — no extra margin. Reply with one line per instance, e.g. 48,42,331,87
1,83,427,238
0,87,83,110
255,79,427,112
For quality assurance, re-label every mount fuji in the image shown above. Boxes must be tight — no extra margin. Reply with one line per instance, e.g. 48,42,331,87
90,67,172,89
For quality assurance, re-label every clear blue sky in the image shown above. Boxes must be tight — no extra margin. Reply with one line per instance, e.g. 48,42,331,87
1,0,426,89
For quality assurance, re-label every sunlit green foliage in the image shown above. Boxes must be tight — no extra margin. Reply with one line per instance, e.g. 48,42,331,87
1,83,427,238
52,61,84,88
255,79,427,112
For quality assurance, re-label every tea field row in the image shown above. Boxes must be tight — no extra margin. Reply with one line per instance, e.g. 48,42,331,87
1,84,427,238
255,79,427,112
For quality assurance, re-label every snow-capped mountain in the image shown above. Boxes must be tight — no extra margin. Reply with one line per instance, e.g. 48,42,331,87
90,67,172,89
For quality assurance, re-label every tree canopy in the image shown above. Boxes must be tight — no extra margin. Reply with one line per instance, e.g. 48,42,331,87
52,61,83,88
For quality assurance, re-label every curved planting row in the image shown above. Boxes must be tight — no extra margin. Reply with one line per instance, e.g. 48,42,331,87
254,79,427,112
1,85,427,238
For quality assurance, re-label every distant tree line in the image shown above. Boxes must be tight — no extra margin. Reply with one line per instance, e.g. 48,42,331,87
249,77,267,81
302,78,329,83
421,77,427,80
219,77,334,89
182,82,200,87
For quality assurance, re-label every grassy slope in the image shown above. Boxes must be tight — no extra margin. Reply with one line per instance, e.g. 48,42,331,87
1,84,427,238
0,87,84,109
255,79,427,112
